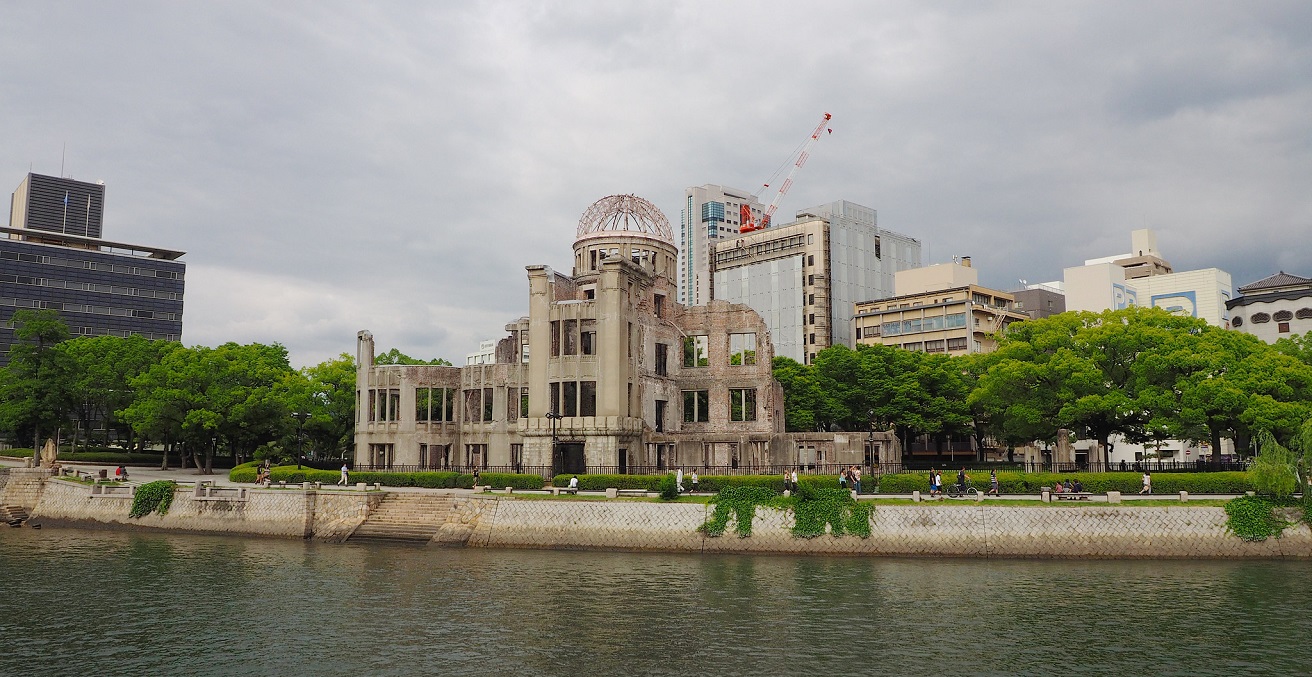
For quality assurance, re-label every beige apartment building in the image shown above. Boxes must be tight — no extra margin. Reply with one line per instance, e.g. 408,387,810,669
355,195,900,476
853,258,1026,355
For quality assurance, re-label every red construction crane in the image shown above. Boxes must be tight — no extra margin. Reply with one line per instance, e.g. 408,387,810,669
739,112,833,234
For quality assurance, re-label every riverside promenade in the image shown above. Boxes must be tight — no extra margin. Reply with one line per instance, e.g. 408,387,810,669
5,456,1308,559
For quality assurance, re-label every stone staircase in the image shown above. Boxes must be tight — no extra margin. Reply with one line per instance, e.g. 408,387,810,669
348,493,454,544
2,505,30,526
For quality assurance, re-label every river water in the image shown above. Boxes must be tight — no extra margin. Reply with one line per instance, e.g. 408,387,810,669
1,527,1308,676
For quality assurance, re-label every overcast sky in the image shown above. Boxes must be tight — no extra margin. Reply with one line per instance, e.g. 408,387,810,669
3,1,1309,368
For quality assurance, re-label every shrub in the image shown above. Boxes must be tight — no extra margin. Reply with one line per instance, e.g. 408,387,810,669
875,471,1252,495
552,474,661,490
792,486,872,538
658,473,679,500
244,466,542,490
1224,495,1293,542
129,480,177,518
2,448,35,458
700,486,779,537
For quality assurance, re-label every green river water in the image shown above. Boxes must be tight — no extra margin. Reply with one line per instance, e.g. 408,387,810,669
1,527,1308,676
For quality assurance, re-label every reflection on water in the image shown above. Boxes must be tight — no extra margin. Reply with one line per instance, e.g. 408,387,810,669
1,528,1307,676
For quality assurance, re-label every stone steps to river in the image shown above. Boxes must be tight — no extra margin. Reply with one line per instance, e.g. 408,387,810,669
2,505,30,526
348,494,453,544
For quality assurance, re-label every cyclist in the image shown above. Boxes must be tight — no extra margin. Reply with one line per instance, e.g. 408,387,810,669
957,467,970,494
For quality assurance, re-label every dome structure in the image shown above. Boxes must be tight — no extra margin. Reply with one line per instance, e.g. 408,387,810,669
575,194,674,246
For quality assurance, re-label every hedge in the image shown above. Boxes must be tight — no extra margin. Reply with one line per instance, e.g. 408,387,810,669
876,471,1253,495
551,473,843,493
231,465,544,490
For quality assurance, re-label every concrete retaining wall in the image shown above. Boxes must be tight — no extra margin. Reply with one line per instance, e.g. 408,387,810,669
466,499,1312,559
17,474,1312,558
30,478,379,540
0,468,52,510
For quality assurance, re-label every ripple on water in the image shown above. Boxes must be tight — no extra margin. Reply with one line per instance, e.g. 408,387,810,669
1,528,1309,677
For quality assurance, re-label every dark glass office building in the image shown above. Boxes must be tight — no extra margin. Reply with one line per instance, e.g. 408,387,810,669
2,173,185,362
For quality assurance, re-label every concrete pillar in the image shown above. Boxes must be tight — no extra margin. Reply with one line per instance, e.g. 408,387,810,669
912,490,921,502
1106,491,1121,504
605,487,618,498
1041,490,1051,503
1179,490,1188,503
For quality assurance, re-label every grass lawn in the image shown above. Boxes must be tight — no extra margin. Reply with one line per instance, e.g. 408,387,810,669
861,497,1231,508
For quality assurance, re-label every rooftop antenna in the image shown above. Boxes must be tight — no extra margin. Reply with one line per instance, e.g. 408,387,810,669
61,142,66,177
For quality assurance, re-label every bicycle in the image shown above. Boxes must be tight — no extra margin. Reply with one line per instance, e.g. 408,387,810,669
946,482,978,498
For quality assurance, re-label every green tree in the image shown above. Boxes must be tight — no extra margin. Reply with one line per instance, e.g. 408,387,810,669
122,342,296,474
374,348,452,366
56,334,179,451
296,353,357,459
0,310,73,463
1273,330,1312,368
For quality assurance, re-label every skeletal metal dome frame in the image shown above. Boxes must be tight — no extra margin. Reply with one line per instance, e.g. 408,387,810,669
575,194,674,245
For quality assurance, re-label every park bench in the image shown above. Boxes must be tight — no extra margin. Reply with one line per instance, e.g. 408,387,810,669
615,488,649,497
1054,492,1093,501
548,486,578,496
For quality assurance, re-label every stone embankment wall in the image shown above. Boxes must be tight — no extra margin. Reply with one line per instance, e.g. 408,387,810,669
457,498,1312,559
30,478,379,539
14,473,1312,559
0,468,52,511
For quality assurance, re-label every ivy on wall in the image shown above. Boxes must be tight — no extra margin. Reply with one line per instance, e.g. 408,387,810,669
129,480,177,518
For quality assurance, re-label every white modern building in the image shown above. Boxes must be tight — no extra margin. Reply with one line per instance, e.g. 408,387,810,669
711,199,921,363
1227,272,1312,343
678,185,765,307
1063,229,1233,327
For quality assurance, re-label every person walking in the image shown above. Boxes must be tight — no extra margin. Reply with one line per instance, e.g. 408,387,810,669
929,469,938,497
1140,472,1152,495
839,468,848,489
676,468,685,494
791,469,800,494
783,470,792,493
337,463,349,486
852,466,862,494
987,470,1000,496
690,470,699,494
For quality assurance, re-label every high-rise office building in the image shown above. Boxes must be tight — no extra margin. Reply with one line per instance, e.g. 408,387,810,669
1,172,185,361
712,199,921,364
678,184,765,306
10,173,106,239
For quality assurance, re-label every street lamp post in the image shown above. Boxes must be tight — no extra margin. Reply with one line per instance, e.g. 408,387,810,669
545,411,562,474
292,411,310,469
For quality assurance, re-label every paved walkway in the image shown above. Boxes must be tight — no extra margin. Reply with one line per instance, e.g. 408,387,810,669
2,457,1245,502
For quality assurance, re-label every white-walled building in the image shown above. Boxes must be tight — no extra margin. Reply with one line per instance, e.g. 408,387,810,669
1227,272,1312,343
1063,229,1233,327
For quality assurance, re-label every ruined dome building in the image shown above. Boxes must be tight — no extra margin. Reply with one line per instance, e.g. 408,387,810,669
355,195,898,476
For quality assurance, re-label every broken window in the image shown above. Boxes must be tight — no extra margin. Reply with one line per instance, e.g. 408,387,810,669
507,387,519,422
581,319,596,356
550,321,561,357
483,387,494,422
520,387,529,418
563,319,577,355
415,388,430,421
654,294,665,318
580,381,596,417
563,381,578,416
683,389,709,423
655,343,668,375
730,388,757,422
729,333,756,366
683,335,709,368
